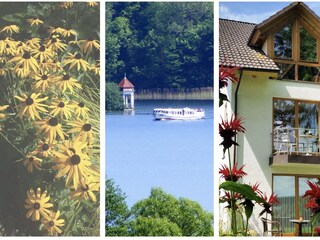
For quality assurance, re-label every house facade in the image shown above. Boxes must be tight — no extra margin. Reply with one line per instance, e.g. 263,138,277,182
220,2,320,236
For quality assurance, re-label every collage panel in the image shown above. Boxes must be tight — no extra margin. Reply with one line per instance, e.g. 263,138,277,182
0,2,100,236
106,2,214,236
219,1,320,237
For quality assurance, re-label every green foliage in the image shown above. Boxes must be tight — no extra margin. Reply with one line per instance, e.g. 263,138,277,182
130,187,213,236
106,2,213,89
106,82,124,111
105,178,131,236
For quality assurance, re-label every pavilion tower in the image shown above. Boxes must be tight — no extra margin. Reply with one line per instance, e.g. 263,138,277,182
117,74,135,109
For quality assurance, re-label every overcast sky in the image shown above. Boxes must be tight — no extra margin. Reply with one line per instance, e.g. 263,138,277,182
220,2,320,24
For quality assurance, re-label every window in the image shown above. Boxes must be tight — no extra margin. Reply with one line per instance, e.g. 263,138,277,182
300,26,317,62
273,175,319,235
274,25,292,59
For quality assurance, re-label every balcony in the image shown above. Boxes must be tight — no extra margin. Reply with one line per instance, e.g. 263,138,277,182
270,127,320,165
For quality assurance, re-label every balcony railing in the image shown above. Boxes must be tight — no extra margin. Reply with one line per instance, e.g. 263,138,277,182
272,127,319,156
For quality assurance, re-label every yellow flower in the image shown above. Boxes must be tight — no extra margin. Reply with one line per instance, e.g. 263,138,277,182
90,61,100,75
56,74,82,93
46,36,67,52
33,72,56,92
62,52,89,71
39,59,62,72
79,39,100,54
0,58,8,77
14,64,30,78
23,154,42,173
25,38,41,49
15,93,48,120
53,150,92,189
31,45,54,63
60,28,77,38
9,52,39,75
33,140,55,158
0,104,9,119
56,138,88,156
48,26,64,35
70,101,89,118
58,2,73,9
67,119,94,143
49,99,73,119
24,188,53,221
37,117,65,143
26,18,44,26
0,37,17,55
0,25,19,34
42,211,64,236
15,41,28,55
87,2,98,7
71,178,99,202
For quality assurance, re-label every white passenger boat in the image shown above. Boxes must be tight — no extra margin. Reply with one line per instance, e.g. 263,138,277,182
153,107,205,120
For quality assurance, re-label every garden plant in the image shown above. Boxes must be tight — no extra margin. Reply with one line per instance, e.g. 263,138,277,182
0,2,100,236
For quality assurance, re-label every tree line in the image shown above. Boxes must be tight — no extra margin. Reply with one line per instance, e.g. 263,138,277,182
106,2,213,89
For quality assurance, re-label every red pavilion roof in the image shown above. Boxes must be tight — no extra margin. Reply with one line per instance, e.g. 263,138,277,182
118,77,134,89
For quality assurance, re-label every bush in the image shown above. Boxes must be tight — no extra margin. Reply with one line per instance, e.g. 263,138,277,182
106,82,124,111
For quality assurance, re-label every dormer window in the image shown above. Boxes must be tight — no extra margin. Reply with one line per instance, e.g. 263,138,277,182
274,25,292,59
300,26,317,62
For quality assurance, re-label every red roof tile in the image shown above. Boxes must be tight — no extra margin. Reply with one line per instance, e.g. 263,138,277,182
118,77,134,89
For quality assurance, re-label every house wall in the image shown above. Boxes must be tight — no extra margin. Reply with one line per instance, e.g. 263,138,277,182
232,70,320,234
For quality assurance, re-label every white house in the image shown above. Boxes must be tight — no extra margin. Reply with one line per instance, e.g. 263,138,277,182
219,2,320,236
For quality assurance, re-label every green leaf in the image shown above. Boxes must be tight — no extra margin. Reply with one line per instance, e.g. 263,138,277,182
219,181,266,204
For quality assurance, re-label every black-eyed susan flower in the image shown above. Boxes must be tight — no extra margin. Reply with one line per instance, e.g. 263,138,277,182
57,2,73,9
42,211,64,236
70,101,89,118
33,140,55,158
33,72,56,92
0,37,16,55
45,36,67,52
9,51,39,75
23,154,42,173
62,52,89,71
24,188,53,221
67,119,94,143
14,64,30,78
15,93,48,120
0,24,19,34
53,150,92,189
26,18,44,26
56,138,88,155
49,99,73,119
25,37,41,49
48,26,64,35
79,39,100,54
55,74,82,93
0,58,8,76
39,59,62,72
71,178,99,202
31,45,54,63
60,28,77,38
15,41,27,54
37,117,65,143
0,105,9,119
87,1,98,7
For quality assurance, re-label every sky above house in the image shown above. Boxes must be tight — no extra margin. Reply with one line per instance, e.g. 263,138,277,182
220,2,320,24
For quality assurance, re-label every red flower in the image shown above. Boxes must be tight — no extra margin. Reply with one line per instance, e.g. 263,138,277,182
314,227,320,236
219,115,245,153
305,198,318,210
219,66,239,89
259,192,280,216
303,180,320,199
219,163,247,182
220,191,241,209
250,182,263,197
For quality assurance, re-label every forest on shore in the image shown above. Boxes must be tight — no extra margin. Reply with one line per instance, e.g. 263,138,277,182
106,2,213,89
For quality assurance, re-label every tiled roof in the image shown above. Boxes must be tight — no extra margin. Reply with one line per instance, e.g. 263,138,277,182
118,77,134,88
219,19,279,71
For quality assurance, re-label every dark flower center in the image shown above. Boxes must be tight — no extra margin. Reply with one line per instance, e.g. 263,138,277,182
39,45,46,52
6,44,9,48
81,184,89,191
49,221,55,227
18,42,23,47
41,75,48,80
83,124,91,132
51,38,57,43
63,75,70,81
69,148,76,154
33,202,40,210
48,117,59,127
75,53,81,59
25,97,34,105
22,52,31,59
29,157,34,162
58,102,65,108
70,154,81,165
42,144,49,151
78,102,85,108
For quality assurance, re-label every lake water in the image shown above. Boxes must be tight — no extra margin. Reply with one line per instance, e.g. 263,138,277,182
106,100,213,212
